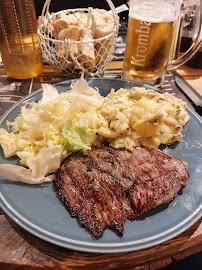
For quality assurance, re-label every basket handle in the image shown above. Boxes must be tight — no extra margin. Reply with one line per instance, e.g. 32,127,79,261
41,0,119,25
41,0,51,19
106,0,119,28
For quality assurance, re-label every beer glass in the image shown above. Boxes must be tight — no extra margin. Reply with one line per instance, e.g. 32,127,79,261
122,0,202,86
0,0,43,79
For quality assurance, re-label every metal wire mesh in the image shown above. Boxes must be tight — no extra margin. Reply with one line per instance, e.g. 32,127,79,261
38,2,119,78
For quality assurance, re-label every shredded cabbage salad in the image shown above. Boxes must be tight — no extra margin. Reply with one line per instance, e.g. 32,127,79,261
0,75,104,184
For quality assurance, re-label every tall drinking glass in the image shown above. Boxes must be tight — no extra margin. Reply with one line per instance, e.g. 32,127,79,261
0,0,43,79
122,0,202,86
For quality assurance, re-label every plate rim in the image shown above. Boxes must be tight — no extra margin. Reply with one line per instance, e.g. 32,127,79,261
0,192,201,253
0,78,201,253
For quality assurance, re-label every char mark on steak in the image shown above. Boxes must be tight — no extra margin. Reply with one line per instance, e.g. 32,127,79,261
55,146,189,237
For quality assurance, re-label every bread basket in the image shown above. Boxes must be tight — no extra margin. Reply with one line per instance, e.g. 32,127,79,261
38,0,119,77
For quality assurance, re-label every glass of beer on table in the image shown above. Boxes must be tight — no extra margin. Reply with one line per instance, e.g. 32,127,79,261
122,0,202,86
0,0,43,79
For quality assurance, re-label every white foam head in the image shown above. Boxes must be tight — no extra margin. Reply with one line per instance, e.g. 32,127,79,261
129,0,182,23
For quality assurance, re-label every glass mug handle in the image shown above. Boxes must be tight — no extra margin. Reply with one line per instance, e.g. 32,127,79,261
166,9,202,70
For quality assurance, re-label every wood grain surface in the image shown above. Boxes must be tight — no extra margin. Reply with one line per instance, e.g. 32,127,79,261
0,63,201,270
0,214,201,270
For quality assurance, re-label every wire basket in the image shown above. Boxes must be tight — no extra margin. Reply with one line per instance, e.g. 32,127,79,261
38,0,119,77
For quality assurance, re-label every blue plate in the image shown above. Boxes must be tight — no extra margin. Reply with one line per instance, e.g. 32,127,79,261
0,78,201,253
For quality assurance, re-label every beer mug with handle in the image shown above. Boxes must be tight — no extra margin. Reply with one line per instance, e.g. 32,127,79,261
122,0,202,86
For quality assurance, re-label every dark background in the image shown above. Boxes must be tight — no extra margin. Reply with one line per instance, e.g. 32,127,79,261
34,0,126,17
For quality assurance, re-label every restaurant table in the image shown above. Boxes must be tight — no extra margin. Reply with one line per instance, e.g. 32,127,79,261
0,62,201,270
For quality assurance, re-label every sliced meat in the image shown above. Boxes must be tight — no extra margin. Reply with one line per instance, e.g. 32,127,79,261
55,146,189,237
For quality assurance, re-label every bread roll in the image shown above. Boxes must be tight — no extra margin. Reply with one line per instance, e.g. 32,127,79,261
78,28,95,72
76,12,92,29
57,26,81,70
58,26,81,55
91,9,115,64
54,14,79,39
57,26,95,72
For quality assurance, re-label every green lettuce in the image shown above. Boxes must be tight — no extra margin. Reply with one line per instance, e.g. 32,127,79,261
62,121,97,152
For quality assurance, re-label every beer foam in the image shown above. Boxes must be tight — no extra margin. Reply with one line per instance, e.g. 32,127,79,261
130,11,177,23
129,1,179,23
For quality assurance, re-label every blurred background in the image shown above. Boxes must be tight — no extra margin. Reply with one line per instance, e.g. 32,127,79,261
34,0,127,17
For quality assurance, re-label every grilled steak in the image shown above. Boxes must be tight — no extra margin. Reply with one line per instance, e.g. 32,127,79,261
55,146,189,237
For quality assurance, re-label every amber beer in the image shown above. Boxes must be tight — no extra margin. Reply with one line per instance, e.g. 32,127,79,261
0,35,43,80
123,14,177,85
0,0,43,79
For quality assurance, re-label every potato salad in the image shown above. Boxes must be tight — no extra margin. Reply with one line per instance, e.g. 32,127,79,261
97,87,190,149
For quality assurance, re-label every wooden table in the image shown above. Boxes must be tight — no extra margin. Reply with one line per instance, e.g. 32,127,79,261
0,63,201,270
